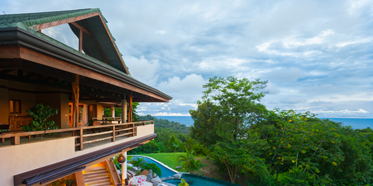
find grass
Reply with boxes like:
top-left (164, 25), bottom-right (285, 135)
top-left (128, 152), bottom-right (222, 181)
top-left (135, 152), bottom-right (187, 171)
top-left (130, 152), bottom-right (218, 177)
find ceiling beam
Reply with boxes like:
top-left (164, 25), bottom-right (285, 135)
top-left (71, 22), bottom-right (92, 36)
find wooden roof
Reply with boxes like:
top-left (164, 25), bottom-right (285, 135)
top-left (0, 8), bottom-right (129, 74)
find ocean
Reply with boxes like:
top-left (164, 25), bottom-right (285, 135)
top-left (154, 116), bottom-right (373, 130)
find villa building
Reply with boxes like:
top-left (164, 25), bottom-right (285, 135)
top-left (0, 9), bottom-right (172, 186)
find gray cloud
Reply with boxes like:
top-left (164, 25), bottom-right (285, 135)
top-left (3, 0), bottom-right (372, 117)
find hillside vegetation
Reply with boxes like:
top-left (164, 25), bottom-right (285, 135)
top-left (139, 115), bottom-right (190, 134)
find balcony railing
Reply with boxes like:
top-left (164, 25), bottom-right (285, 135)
top-left (0, 120), bottom-right (154, 151)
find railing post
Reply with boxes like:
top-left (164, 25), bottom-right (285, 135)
top-left (11, 136), bottom-right (20, 145)
top-left (80, 128), bottom-right (83, 150)
top-left (112, 125), bottom-right (115, 142)
top-left (132, 123), bottom-right (135, 137)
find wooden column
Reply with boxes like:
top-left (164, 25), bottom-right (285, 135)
top-left (79, 29), bottom-right (83, 52)
top-left (122, 151), bottom-right (127, 184)
top-left (128, 92), bottom-right (133, 122)
top-left (80, 128), bottom-right (83, 150)
top-left (72, 75), bottom-right (80, 128)
top-left (122, 98), bottom-right (127, 123)
top-left (111, 105), bottom-right (115, 119)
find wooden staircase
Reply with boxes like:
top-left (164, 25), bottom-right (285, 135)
top-left (82, 163), bottom-right (114, 186)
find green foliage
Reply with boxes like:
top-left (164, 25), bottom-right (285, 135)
top-left (190, 76), bottom-right (267, 145)
top-left (189, 76), bottom-right (373, 185)
top-left (252, 109), bottom-right (373, 185)
top-left (22, 103), bottom-right (58, 131)
top-left (139, 115), bottom-right (190, 134)
top-left (104, 102), bottom-right (140, 121)
top-left (130, 157), bottom-right (147, 168)
top-left (129, 127), bottom-right (188, 154)
top-left (141, 163), bottom-right (162, 177)
top-left (51, 180), bottom-right (59, 186)
top-left (190, 101), bottom-right (220, 147)
top-left (64, 179), bottom-right (73, 186)
top-left (178, 149), bottom-right (206, 175)
top-left (179, 179), bottom-right (189, 186)
top-left (112, 154), bottom-right (122, 171)
top-left (213, 141), bottom-right (271, 184)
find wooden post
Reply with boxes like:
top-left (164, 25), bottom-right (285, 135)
top-left (122, 98), bottom-right (127, 123)
top-left (128, 92), bottom-right (133, 122)
top-left (132, 123), bottom-right (135, 137)
top-left (111, 105), bottom-right (115, 123)
top-left (80, 128), bottom-right (83, 150)
top-left (72, 75), bottom-right (80, 128)
top-left (11, 136), bottom-right (20, 145)
top-left (112, 125), bottom-right (115, 142)
top-left (79, 29), bottom-right (83, 52)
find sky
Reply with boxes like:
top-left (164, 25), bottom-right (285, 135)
top-left (2, 0), bottom-right (373, 118)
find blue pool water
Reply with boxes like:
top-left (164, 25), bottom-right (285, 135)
top-left (164, 174), bottom-right (239, 186)
top-left (131, 156), bottom-right (238, 186)
top-left (130, 156), bottom-right (177, 178)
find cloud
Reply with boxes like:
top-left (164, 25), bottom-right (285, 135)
top-left (125, 56), bottom-right (160, 86)
top-left (263, 67), bottom-right (306, 82)
top-left (3, 0), bottom-right (372, 117)
top-left (157, 74), bottom-right (206, 102)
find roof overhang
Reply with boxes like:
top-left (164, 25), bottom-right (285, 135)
top-left (13, 133), bottom-right (157, 186)
top-left (0, 27), bottom-right (172, 102)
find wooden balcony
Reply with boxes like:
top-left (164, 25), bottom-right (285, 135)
top-left (0, 120), bottom-right (154, 151)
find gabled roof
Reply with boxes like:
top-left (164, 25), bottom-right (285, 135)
top-left (0, 8), bottom-right (130, 74)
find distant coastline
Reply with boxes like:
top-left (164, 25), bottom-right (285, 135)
top-left (154, 116), bottom-right (373, 129)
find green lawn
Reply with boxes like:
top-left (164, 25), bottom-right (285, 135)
top-left (135, 152), bottom-right (187, 171)
top-left (127, 153), bottom-right (220, 180)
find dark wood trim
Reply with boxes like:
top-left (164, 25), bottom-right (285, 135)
top-left (13, 133), bottom-right (157, 186)
top-left (71, 22), bottom-right (92, 36)
top-left (0, 85), bottom-right (70, 95)
top-left (17, 46), bottom-right (168, 102)
top-left (35, 12), bottom-right (100, 30)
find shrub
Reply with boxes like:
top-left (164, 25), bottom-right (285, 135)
top-left (22, 103), bottom-right (58, 131)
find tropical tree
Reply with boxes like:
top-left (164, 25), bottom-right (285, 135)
top-left (178, 149), bottom-right (206, 175)
top-left (213, 141), bottom-right (270, 184)
top-left (190, 76), bottom-right (267, 144)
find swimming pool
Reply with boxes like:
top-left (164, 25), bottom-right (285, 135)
top-left (164, 174), bottom-right (239, 186)
top-left (130, 155), bottom-right (178, 178)
top-left (130, 155), bottom-right (239, 186)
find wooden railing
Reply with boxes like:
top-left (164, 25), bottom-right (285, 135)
top-left (0, 120), bottom-right (154, 151)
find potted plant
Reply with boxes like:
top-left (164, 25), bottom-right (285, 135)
top-left (22, 103), bottom-right (58, 132)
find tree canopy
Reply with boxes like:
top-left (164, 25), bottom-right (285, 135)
top-left (191, 76), bottom-right (267, 145)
